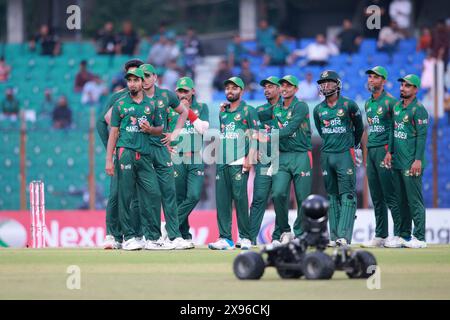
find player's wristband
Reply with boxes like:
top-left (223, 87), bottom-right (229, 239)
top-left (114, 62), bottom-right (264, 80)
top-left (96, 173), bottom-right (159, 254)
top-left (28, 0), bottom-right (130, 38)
top-left (187, 109), bottom-right (199, 123)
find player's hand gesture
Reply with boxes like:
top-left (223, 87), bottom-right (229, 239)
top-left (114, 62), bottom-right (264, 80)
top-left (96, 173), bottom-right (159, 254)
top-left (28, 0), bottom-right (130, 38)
top-left (383, 152), bottom-right (392, 169)
top-left (140, 120), bottom-right (152, 134)
top-left (410, 160), bottom-right (422, 177)
top-left (161, 132), bottom-right (173, 146)
top-left (105, 159), bottom-right (114, 176)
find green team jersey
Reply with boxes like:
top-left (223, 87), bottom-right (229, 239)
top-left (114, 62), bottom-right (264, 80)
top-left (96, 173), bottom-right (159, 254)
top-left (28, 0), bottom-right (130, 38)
top-left (110, 93), bottom-right (163, 154)
top-left (365, 90), bottom-right (397, 151)
top-left (272, 97), bottom-right (312, 153)
top-left (256, 98), bottom-right (282, 160)
top-left (147, 86), bottom-right (180, 147)
top-left (219, 101), bottom-right (259, 164)
top-left (313, 96), bottom-right (364, 153)
top-left (392, 98), bottom-right (429, 170)
top-left (96, 88), bottom-right (129, 148)
top-left (167, 97), bottom-right (209, 153)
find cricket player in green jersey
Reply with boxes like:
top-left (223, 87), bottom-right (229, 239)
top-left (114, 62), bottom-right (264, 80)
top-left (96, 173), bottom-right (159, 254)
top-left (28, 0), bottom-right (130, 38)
top-left (249, 76), bottom-right (282, 245)
top-left (384, 74), bottom-right (428, 249)
top-left (208, 77), bottom-right (259, 250)
top-left (97, 59), bottom-right (143, 250)
top-left (106, 68), bottom-right (163, 251)
top-left (270, 75), bottom-right (313, 244)
top-left (167, 77), bottom-right (209, 247)
top-left (361, 66), bottom-right (402, 248)
top-left (139, 64), bottom-right (193, 250)
top-left (313, 70), bottom-right (364, 247)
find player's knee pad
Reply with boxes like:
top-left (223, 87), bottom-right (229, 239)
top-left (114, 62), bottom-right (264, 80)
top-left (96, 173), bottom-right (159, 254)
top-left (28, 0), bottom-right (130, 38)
top-left (341, 193), bottom-right (356, 206)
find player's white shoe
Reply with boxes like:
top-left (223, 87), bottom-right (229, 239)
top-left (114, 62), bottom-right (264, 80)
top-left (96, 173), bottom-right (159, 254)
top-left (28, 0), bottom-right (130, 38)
top-left (172, 237), bottom-right (194, 250)
top-left (138, 237), bottom-right (146, 247)
top-left (235, 239), bottom-right (241, 248)
top-left (328, 240), bottom-right (337, 248)
top-left (103, 235), bottom-right (121, 250)
top-left (384, 236), bottom-right (407, 248)
top-left (336, 238), bottom-right (348, 247)
top-left (144, 238), bottom-right (175, 250)
top-left (185, 239), bottom-right (195, 249)
top-left (208, 238), bottom-right (235, 250)
top-left (280, 232), bottom-right (294, 244)
top-left (404, 236), bottom-right (427, 249)
top-left (361, 237), bottom-right (386, 248)
top-left (122, 237), bottom-right (143, 251)
top-left (240, 238), bottom-right (252, 250)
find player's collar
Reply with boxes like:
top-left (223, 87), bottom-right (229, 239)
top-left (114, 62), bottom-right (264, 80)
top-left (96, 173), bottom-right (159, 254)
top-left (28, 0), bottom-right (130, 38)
top-left (282, 96), bottom-right (298, 109)
top-left (371, 90), bottom-right (386, 102)
top-left (401, 97), bottom-right (418, 109)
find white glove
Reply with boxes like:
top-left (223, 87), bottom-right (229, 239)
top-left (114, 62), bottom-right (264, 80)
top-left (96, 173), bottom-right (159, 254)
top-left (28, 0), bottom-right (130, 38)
top-left (355, 146), bottom-right (363, 167)
top-left (192, 119), bottom-right (209, 135)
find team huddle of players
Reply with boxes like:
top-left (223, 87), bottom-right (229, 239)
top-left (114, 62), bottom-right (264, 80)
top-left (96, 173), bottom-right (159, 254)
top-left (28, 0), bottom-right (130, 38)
top-left (98, 58), bottom-right (429, 251)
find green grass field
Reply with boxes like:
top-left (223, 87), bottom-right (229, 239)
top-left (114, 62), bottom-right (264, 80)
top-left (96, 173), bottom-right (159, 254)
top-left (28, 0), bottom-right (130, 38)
top-left (1, 246), bottom-right (449, 300)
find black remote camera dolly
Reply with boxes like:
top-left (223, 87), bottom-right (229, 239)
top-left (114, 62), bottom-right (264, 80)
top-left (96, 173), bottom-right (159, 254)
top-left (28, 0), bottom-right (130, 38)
top-left (233, 195), bottom-right (377, 280)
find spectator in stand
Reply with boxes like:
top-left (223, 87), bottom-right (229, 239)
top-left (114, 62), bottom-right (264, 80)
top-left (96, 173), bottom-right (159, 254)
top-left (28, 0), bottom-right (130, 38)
top-left (337, 19), bottom-right (363, 54)
top-left (420, 50), bottom-right (436, 95)
top-left (227, 34), bottom-right (250, 68)
top-left (74, 60), bottom-right (95, 93)
top-left (117, 21), bottom-right (140, 56)
top-left (256, 19), bottom-right (276, 53)
top-left (389, 0), bottom-right (412, 35)
top-left (81, 76), bottom-right (108, 107)
top-left (288, 34), bottom-right (338, 67)
top-left (147, 34), bottom-right (180, 69)
top-left (431, 19), bottom-right (449, 70)
top-left (263, 34), bottom-right (290, 66)
top-left (238, 59), bottom-right (257, 98)
top-left (296, 72), bottom-right (319, 101)
top-left (161, 60), bottom-right (181, 91)
top-left (377, 21), bottom-right (403, 58)
top-left (151, 21), bottom-right (168, 44)
top-left (96, 22), bottom-right (118, 55)
top-left (1, 88), bottom-right (20, 121)
top-left (183, 27), bottom-right (203, 79)
top-left (40, 89), bottom-right (54, 117)
top-left (29, 24), bottom-right (61, 56)
top-left (360, 0), bottom-right (390, 39)
top-left (0, 57), bottom-right (11, 82)
top-left (212, 59), bottom-right (233, 91)
top-left (417, 27), bottom-right (432, 52)
top-left (52, 96), bottom-right (72, 129)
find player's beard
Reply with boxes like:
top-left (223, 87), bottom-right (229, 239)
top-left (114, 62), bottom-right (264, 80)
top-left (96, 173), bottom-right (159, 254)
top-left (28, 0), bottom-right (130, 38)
top-left (400, 92), bottom-right (411, 99)
top-left (367, 83), bottom-right (380, 93)
top-left (130, 89), bottom-right (139, 97)
top-left (226, 93), bottom-right (240, 102)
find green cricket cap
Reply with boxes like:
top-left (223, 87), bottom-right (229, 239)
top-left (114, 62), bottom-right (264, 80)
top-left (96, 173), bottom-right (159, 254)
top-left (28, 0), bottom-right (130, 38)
top-left (124, 68), bottom-right (145, 79)
top-left (139, 64), bottom-right (157, 75)
top-left (317, 70), bottom-right (340, 84)
top-left (176, 77), bottom-right (195, 91)
top-left (279, 75), bottom-right (299, 87)
top-left (398, 74), bottom-right (421, 89)
top-left (366, 66), bottom-right (388, 79)
top-left (260, 76), bottom-right (280, 87)
top-left (224, 76), bottom-right (245, 90)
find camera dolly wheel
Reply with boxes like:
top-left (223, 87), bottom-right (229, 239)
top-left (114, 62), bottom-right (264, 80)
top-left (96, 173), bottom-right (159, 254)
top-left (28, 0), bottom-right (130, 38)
top-left (346, 250), bottom-right (377, 279)
top-left (233, 251), bottom-right (266, 280)
top-left (302, 251), bottom-right (335, 280)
